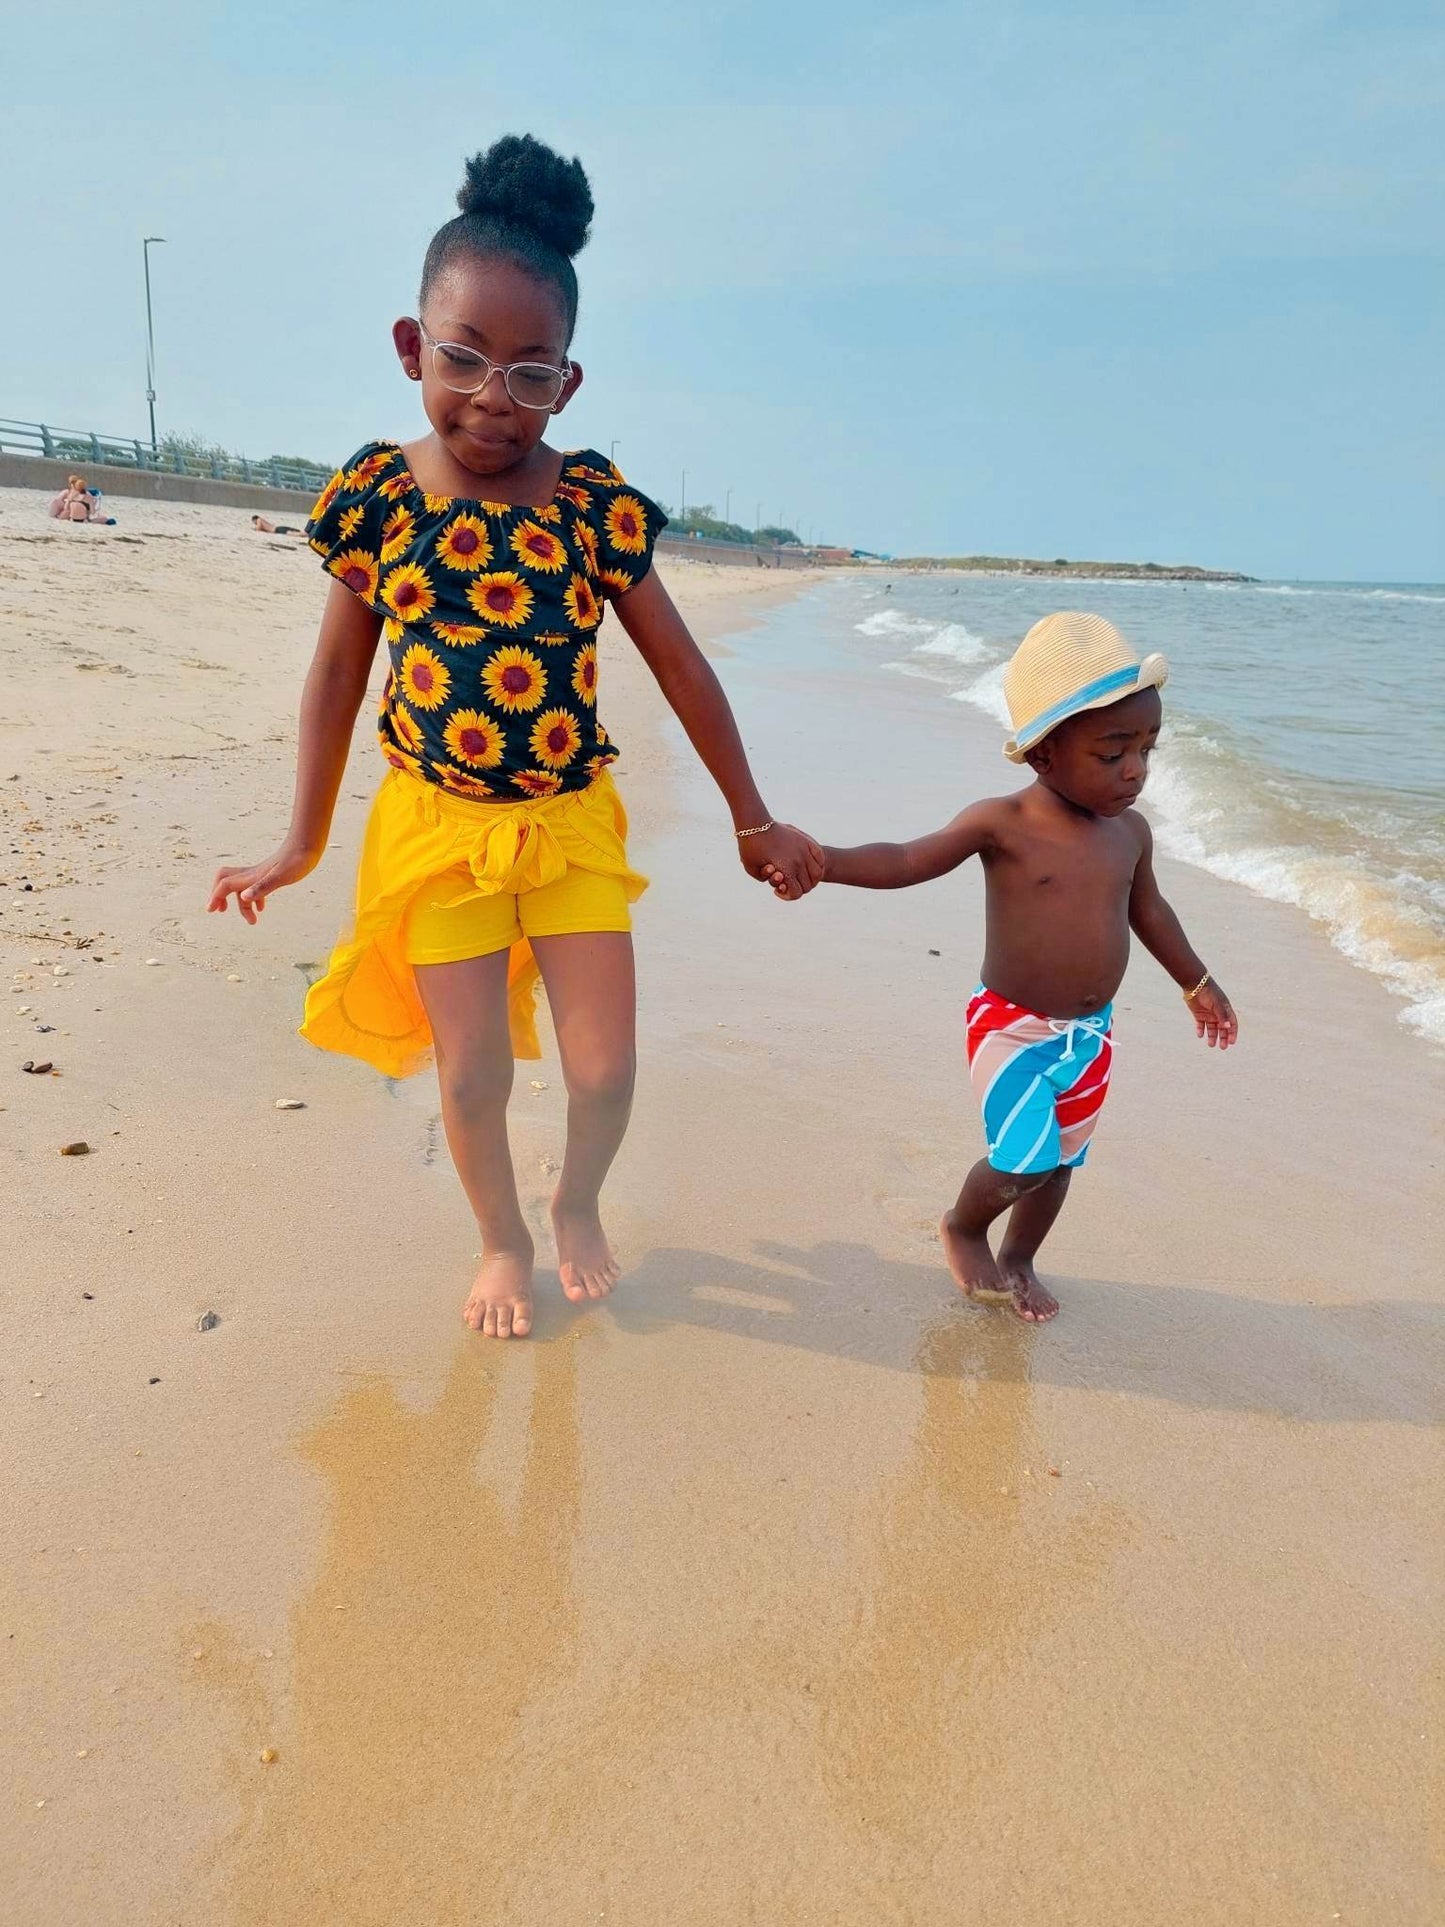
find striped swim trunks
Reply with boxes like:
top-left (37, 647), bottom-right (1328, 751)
top-left (966, 986), bottom-right (1114, 1175)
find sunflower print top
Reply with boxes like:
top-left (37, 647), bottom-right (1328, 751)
top-left (306, 442), bottom-right (667, 802)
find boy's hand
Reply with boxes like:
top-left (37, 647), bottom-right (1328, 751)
top-left (208, 843), bottom-right (319, 926)
top-left (739, 823), bottom-right (823, 899)
top-left (1187, 979), bottom-right (1238, 1049)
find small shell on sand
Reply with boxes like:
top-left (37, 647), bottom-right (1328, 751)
top-left (59, 1142), bottom-right (91, 1156)
top-left (274, 1098), bottom-right (306, 1111)
top-left (259, 1747), bottom-right (279, 1765)
top-left (144, 959), bottom-right (161, 967)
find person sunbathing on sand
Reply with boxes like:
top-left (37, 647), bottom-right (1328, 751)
top-left (251, 514), bottom-right (306, 536)
top-left (783, 612), bottom-right (1237, 1322)
top-left (210, 135), bottom-right (822, 1339)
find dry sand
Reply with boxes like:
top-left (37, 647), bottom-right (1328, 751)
top-left (1, 486), bottom-right (1440, 1924)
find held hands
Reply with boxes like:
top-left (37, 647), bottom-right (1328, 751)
top-left (208, 843), bottom-right (320, 925)
top-left (1187, 978), bottom-right (1238, 1049)
top-left (738, 823), bottom-right (824, 900)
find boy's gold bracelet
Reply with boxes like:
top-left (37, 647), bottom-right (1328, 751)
top-left (734, 820), bottom-right (776, 840)
top-left (1182, 970), bottom-right (1213, 1003)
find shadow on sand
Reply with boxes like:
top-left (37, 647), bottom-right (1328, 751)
top-left (577, 1238), bottom-right (1445, 1428)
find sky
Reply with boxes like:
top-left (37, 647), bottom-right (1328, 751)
top-left (2, 1), bottom-right (1441, 580)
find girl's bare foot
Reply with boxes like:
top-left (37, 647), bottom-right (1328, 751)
top-left (462, 1247), bottom-right (535, 1338)
top-left (551, 1198), bottom-right (620, 1303)
top-left (998, 1256), bottom-right (1060, 1322)
top-left (939, 1212), bottom-right (1011, 1304)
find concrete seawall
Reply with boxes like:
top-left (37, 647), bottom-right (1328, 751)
top-left (0, 453), bottom-right (318, 515)
top-left (2, 455), bottom-right (841, 566)
top-left (655, 533), bottom-right (819, 570)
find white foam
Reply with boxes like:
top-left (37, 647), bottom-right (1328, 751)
top-left (914, 622), bottom-right (990, 665)
top-left (1146, 751), bottom-right (1445, 1046)
top-left (949, 662), bottom-right (1013, 729)
top-left (855, 609), bottom-right (936, 640)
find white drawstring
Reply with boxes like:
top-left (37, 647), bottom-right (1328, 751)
top-left (1047, 1013), bottom-right (1108, 1062)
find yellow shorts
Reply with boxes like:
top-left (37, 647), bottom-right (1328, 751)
top-left (403, 861), bottom-right (633, 965)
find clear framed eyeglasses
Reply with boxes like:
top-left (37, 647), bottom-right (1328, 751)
top-left (419, 326), bottom-right (570, 410)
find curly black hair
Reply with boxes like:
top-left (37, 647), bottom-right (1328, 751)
top-left (420, 134), bottom-right (594, 341)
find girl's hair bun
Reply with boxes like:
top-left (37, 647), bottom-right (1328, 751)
top-left (458, 135), bottom-right (593, 260)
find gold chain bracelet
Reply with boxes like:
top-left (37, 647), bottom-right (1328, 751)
top-left (1182, 970), bottom-right (1213, 1002)
top-left (734, 820), bottom-right (776, 840)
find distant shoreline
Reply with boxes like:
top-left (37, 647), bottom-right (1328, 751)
top-left (893, 556), bottom-right (1254, 583)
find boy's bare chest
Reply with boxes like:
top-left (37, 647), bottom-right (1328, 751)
top-left (996, 821), bottom-right (1138, 903)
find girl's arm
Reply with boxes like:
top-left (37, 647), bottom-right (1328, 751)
top-left (1127, 817), bottom-right (1238, 1047)
top-left (208, 580), bottom-right (382, 924)
top-left (612, 569), bottom-right (823, 897)
top-left (820, 803), bottom-right (995, 889)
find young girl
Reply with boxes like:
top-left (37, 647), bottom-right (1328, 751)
top-left (209, 135), bottom-right (822, 1338)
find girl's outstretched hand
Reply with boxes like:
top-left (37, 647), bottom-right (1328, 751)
top-left (739, 823), bottom-right (824, 899)
top-left (208, 843), bottom-right (320, 926)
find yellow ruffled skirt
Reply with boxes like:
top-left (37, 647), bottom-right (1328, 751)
top-left (300, 767), bottom-right (647, 1076)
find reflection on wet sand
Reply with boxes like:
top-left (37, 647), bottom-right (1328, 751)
top-left (814, 1308), bottom-right (1126, 1849)
top-left (221, 1335), bottom-right (581, 1926)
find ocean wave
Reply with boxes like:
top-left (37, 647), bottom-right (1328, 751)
top-left (914, 622), bottom-right (990, 665)
top-left (855, 609), bottom-right (937, 640)
top-left (1363, 588), bottom-right (1445, 605)
top-left (1145, 734), bottom-right (1445, 1045)
top-left (949, 662), bottom-right (1012, 728)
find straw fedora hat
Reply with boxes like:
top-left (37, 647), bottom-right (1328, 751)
top-left (1002, 612), bottom-right (1168, 763)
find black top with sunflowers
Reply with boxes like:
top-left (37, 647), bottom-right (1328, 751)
top-left (306, 442), bottom-right (667, 802)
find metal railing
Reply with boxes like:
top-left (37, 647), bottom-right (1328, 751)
top-left (0, 417), bottom-right (331, 494)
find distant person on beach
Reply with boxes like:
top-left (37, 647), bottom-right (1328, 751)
top-left (794, 613), bottom-right (1237, 1322)
top-left (251, 514), bottom-right (306, 536)
top-left (48, 474), bottom-right (112, 523)
top-left (209, 134), bottom-right (822, 1339)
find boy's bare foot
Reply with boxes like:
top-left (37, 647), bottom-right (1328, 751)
top-left (552, 1199), bottom-right (621, 1303)
top-left (939, 1212), bottom-right (1012, 1304)
top-left (998, 1256), bottom-right (1059, 1323)
top-left (462, 1247), bottom-right (535, 1338)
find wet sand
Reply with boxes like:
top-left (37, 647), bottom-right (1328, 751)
top-left (1, 488), bottom-right (1441, 1923)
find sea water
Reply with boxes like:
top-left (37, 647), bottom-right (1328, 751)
top-left (743, 572), bottom-right (1445, 1046)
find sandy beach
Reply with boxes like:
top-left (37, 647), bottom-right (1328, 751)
top-left (2, 485), bottom-right (1441, 1924)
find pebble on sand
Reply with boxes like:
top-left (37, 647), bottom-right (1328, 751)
top-left (274, 1098), bottom-right (306, 1110)
top-left (259, 1747), bottom-right (279, 1765)
top-left (144, 958), bottom-right (161, 967)
top-left (197, 1310), bottom-right (220, 1332)
top-left (58, 1142), bottom-right (90, 1156)
top-left (22, 1060), bottom-right (53, 1074)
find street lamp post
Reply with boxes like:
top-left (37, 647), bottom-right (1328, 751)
top-left (724, 488), bottom-right (732, 526)
top-left (142, 235), bottom-right (167, 458)
top-left (609, 438), bottom-right (620, 465)
top-left (680, 469), bottom-right (686, 525)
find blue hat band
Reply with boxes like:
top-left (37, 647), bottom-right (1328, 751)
top-left (1014, 664), bottom-right (1143, 753)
